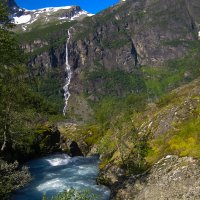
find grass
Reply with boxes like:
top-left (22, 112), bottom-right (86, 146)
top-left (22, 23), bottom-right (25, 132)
top-left (147, 116), bottom-right (200, 164)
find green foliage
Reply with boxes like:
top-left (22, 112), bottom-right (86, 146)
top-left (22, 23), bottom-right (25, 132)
top-left (0, 2), bottom-right (13, 30)
top-left (30, 69), bottom-right (64, 113)
top-left (0, 4), bottom-right (22, 66)
top-left (134, 11), bottom-right (146, 19)
top-left (147, 108), bottom-right (200, 164)
top-left (43, 188), bottom-right (97, 200)
top-left (18, 21), bottom-right (75, 43)
top-left (0, 159), bottom-right (31, 200)
top-left (102, 38), bottom-right (129, 49)
top-left (0, 2), bottom-right (62, 163)
top-left (156, 92), bottom-right (177, 107)
top-left (86, 69), bottom-right (146, 98)
top-left (143, 40), bottom-right (200, 100)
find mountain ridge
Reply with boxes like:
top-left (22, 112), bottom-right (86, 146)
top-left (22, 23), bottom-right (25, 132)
top-left (3, 0), bottom-right (93, 32)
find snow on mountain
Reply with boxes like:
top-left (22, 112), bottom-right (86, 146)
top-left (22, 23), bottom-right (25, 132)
top-left (13, 14), bottom-right (31, 24)
top-left (12, 6), bottom-right (94, 31)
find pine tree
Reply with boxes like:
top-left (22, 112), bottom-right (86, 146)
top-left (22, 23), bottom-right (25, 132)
top-left (0, 2), bottom-right (26, 152)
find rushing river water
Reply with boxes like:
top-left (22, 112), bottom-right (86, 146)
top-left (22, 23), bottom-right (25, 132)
top-left (12, 154), bottom-right (110, 200)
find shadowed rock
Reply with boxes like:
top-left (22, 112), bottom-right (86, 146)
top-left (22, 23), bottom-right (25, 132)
top-left (69, 141), bottom-right (84, 157)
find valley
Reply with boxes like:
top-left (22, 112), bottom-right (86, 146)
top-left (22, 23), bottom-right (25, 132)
top-left (0, 0), bottom-right (200, 199)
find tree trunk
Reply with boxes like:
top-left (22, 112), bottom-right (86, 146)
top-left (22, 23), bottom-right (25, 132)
top-left (1, 125), bottom-right (8, 151)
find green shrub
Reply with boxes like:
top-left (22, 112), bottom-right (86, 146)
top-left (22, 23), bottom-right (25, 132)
top-left (42, 188), bottom-right (97, 200)
top-left (147, 117), bottom-right (200, 164)
top-left (0, 160), bottom-right (31, 200)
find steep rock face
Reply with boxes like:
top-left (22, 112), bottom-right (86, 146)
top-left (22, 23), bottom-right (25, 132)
top-left (101, 155), bottom-right (200, 200)
top-left (65, 0), bottom-right (200, 119)
top-left (28, 44), bottom-right (66, 75)
top-left (21, 40), bottom-right (49, 53)
top-left (69, 0), bottom-right (200, 68)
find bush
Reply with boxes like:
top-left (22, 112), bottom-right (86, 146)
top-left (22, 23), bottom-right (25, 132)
top-left (42, 188), bottom-right (97, 200)
top-left (0, 159), bottom-right (31, 200)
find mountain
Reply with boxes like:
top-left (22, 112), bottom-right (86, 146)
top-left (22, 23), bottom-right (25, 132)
top-left (10, 2), bottom-right (94, 112)
top-left (11, 5), bottom-right (93, 32)
top-left (13, 0), bottom-right (200, 120)
top-left (65, 0), bottom-right (200, 119)
top-left (59, 75), bottom-right (200, 199)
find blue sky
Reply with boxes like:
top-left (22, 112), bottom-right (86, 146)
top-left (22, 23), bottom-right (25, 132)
top-left (15, 0), bottom-right (119, 14)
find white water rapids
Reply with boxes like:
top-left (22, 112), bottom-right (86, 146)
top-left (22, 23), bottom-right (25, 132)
top-left (63, 29), bottom-right (72, 115)
top-left (12, 154), bottom-right (110, 200)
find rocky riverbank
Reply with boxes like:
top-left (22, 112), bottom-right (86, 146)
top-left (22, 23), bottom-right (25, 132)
top-left (98, 155), bottom-right (200, 200)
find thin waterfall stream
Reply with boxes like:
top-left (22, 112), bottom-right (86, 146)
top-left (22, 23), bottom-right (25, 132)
top-left (63, 29), bottom-right (72, 115)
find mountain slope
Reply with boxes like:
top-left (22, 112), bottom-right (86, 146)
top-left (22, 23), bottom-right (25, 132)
top-left (64, 0), bottom-right (200, 120)
top-left (58, 75), bottom-right (200, 199)
top-left (13, 0), bottom-right (200, 120)
top-left (12, 6), bottom-right (93, 32)
top-left (2, 0), bottom-right (22, 15)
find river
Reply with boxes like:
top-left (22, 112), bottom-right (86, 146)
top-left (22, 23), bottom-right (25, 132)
top-left (12, 154), bottom-right (110, 200)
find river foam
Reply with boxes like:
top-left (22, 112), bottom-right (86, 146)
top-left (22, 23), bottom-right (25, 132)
top-left (12, 154), bottom-right (110, 200)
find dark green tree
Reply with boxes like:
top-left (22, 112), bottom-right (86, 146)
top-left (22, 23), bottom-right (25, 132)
top-left (0, 1), bottom-right (26, 152)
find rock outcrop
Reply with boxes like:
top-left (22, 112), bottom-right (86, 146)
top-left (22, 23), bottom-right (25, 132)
top-left (34, 125), bottom-right (61, 155)
top-left (2, 0), bottom-right (22, 15)
top-left (69, 141), bottom-right (84, 157)
top-left (99, 155), bottom-right (200, 200)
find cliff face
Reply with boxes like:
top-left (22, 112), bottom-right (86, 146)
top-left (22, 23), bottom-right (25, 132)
top-left (65, 0), bottom-right (200, 119)
top-left (69, 0), bottom-right (200, 68)
top-left (27, 43), bottom-right (66, 75)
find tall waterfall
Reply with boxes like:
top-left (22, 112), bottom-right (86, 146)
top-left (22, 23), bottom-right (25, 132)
top-left (63, 29), bottom-right (72, 115)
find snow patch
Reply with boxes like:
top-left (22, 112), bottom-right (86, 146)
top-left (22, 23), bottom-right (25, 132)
top-left (31, 6), bottom-right (72, 13)
top-left (13, 14), bottom-right (31, 24)
top-left (13, 6), bottom-right (94, 29)
top-left (70, 10), bottom-right (93, 20)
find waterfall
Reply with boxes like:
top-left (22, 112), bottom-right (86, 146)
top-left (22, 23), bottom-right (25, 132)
top-left (63, 29), bottom-right (72, 115)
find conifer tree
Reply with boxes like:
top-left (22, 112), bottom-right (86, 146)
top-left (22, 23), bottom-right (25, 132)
top-left (0, 2), bottom-right (26, 152)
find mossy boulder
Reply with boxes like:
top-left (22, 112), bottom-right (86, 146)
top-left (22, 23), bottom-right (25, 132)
top-left (34, 125), bottom-right (61, 155)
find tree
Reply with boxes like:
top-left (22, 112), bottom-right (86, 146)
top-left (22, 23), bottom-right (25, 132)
top-left (0, 2), bottom-right (26, 153)
top-left (111, 114), bottom-right (149, 174)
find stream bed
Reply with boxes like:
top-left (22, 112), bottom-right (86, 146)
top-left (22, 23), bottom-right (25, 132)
top-left (12, 154), bottom-right (110, 200)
